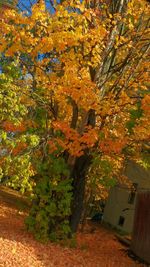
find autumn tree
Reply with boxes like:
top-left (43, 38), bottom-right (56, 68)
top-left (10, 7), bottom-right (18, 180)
top-left (0, 0), bottom-right (149, 239)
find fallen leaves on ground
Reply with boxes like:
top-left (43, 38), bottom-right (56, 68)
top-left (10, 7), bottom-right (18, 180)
top-left (0, 199), bottom-right (145, 267)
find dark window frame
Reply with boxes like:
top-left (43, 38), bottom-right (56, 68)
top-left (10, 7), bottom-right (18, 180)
top-left (128, 183), bottom-right (138, 204)
top-left (118, 216), bottom-right (125, 227)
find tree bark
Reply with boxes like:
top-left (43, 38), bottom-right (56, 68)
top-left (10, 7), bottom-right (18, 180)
top-left (69, 152), bottom-right (92, 233)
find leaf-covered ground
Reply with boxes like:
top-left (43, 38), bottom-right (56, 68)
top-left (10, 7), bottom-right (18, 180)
top-left (0, 198), bottom-right (146, 267)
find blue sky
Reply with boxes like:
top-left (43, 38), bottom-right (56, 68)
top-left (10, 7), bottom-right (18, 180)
top-left (17, 0), bottom-right (54, 13)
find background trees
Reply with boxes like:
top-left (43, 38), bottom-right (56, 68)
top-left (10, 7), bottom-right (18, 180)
top-left (0, 0), bottom-right (149, 240)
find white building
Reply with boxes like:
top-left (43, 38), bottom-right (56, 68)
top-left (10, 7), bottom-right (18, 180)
top-left (103, 161), bottom-right (150, 233)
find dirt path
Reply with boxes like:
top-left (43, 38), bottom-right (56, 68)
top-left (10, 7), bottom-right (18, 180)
top-left (0, 198), bottom-right (146, 267)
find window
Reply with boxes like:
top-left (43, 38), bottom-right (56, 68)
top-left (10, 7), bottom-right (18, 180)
top-left (128, 183), bottom-right (138, 204)
top-left (118, 216), bottom-right (125, 227)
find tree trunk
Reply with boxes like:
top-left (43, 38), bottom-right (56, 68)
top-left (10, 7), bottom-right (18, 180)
top-left (69, 152), bottom-right (92, 233)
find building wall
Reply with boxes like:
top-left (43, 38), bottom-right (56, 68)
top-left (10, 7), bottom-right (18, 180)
top-left (103, 161), bottom-right (150, 233)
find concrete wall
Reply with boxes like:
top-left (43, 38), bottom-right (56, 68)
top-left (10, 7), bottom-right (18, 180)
top-left (103, 161), bottom-right (150, 234)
